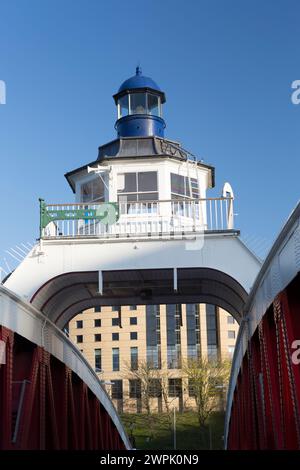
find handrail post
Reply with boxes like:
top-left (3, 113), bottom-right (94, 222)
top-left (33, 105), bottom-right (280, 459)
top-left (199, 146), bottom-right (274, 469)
top-left (192, 200), bottom-right (196, 232)
top-left (39, 198), bottom-right (45, 239)
top-left (227, 197), bottom-right (234, 229)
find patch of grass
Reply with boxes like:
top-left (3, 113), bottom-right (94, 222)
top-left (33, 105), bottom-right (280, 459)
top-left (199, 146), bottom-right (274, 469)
top-left (120, 411), bottom-right (225, 450)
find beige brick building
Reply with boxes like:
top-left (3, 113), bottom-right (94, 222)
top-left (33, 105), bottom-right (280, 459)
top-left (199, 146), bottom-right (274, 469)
top-left (68, 304), bottom-right (239, 413)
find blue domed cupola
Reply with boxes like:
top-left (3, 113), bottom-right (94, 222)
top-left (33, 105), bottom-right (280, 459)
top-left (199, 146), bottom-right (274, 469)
top-left (113, 67), bottom-right (166, 138)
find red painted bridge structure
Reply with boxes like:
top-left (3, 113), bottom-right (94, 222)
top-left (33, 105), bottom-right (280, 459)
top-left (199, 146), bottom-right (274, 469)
top-left (225, 202), bottom-right (300, 450)
top-left (0, 287), bottom-right (130, 450)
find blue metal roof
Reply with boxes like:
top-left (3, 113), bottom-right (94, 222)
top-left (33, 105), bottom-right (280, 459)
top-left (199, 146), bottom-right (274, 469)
top-left (118, 66), bottom-right (161, 93)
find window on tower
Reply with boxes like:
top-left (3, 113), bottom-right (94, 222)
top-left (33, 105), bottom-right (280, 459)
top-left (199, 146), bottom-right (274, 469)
top-left (80, 178), bottom-right (105, 203)
top-left (117, 171), bottom-right (158, 198)
top-left (170, 173), bottom-right (200, 218)
top-left (117, 171), bottom-right (158, 213)
top-left (170, 173), bottom-right (199, 200)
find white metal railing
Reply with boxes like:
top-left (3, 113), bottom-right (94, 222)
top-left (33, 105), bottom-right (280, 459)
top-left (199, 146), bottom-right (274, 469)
top-left (42, 197), bottom-right (234, 239)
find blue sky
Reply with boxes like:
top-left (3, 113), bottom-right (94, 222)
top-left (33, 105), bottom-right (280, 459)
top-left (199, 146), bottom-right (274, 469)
top-left (0, 0), bottom-right (299, 267)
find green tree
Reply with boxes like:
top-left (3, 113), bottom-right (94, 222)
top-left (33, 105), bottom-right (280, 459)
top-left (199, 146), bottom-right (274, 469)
top-left (182, 357), bottom-right (231, 429)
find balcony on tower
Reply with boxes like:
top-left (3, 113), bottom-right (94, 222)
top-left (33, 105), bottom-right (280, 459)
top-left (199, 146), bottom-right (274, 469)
top-left (41, 137), bottom-right (236, 239)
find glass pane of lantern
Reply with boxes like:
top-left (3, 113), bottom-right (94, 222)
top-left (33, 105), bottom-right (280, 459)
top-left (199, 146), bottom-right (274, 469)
top-left (118, 95), bottom-right (129, 117)
top-left (148, 93), bottom-right (159, 116)
top-left (130, 93), bottom-right (146, 114)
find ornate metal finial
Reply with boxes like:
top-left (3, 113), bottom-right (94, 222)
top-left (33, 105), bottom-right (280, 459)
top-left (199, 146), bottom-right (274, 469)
top-left (136, 64), bottom-right (142, 76)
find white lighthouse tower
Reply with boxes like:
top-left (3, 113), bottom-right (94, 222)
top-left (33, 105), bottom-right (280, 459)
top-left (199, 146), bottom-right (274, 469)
top-left (64, 67), bottom-right (234, 236)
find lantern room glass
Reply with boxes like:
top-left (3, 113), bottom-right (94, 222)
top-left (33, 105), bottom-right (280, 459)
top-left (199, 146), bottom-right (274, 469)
top-left (118, 93), bottom-right (162, 118)
top-left (118, 95), bottom-right (129, 118)
top-left (148, 93), bottom-right (160, 116)
top-left (130, 93), bottom-right (147, 114)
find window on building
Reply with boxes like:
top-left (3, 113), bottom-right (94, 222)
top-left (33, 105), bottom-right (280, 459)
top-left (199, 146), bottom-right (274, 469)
top-left (207, 330), bottom-right (217, 344)
top-left (111, 306), bottom-right (120, 312)
top-left (94, 334), bottom-right (101, 342)
top-left (168, 378), bottom-right (182, 398)
top-left (188, 379), bottom-right (197, 397)
top-left (112, 348), bottom-right (120, 371)
top-left (149, 379), bottom-right (162, 397)
top-left (117, 172), bottom-right (158, 209)
top-left (94, 306), bottom-right (101, 313)
top-left (206, 305), bottom-right (219, 360)
top-left (207, 345), bottom-right (218, 358)
top-left (112, 333), bottom-right (119, 341)
top-left (112, 318), bottom-right (120, 327)
top-left (94, 319), bottom-right (101, 327)
top-left (129, 305), bottom-right (137, 311)
top-left (111, 380), bottom-right (123, 399)
top-left (81, 178), bottom-right (105, 203)
top-left (76, 335), bottom-right (83, 343)
top-left (208, 376), bottom-right (223, 389)
top-left (227, 316), bottom-right (235, 324)
top-left (129, 379), bottom-right (141, 399)
top-left (167, 345), bottom-right (181, 369)
top-left (170, 173), bottom-right (199, 200)
top-left (130, 317), bottom-right (137, 325)
top-left (146, 305), bottom-right (161, 369)
top-left (166, 304), bottom-right (182, 369)
top-left (130, 347), bottom-right (138, 371)
top-left (186, 304), bottom-right (201, 360)
top-left (94, 349), bottom-right (101, 372)
top-left (76, 320), bottom-right (83, 329)
top-left (187, 345), bottom-right (198, 360)
top-left (130, 332), bottom-right (138, 340)
top-left (228, 330), bottom-right (236, 340)
top-left (147, 346), bottom-right (161, 369)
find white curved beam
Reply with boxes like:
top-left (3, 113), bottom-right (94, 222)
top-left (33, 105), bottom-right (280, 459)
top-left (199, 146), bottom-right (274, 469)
top-left (0, 284), bottom-right (131, 450)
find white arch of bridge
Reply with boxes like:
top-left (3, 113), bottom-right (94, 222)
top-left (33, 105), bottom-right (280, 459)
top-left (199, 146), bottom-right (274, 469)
top-left (4, 235), bottom-right (261, 328)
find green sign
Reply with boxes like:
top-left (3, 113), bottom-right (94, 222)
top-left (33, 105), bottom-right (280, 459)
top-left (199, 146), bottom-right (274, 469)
top-left (39, 199), bottom-right (119, 237)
